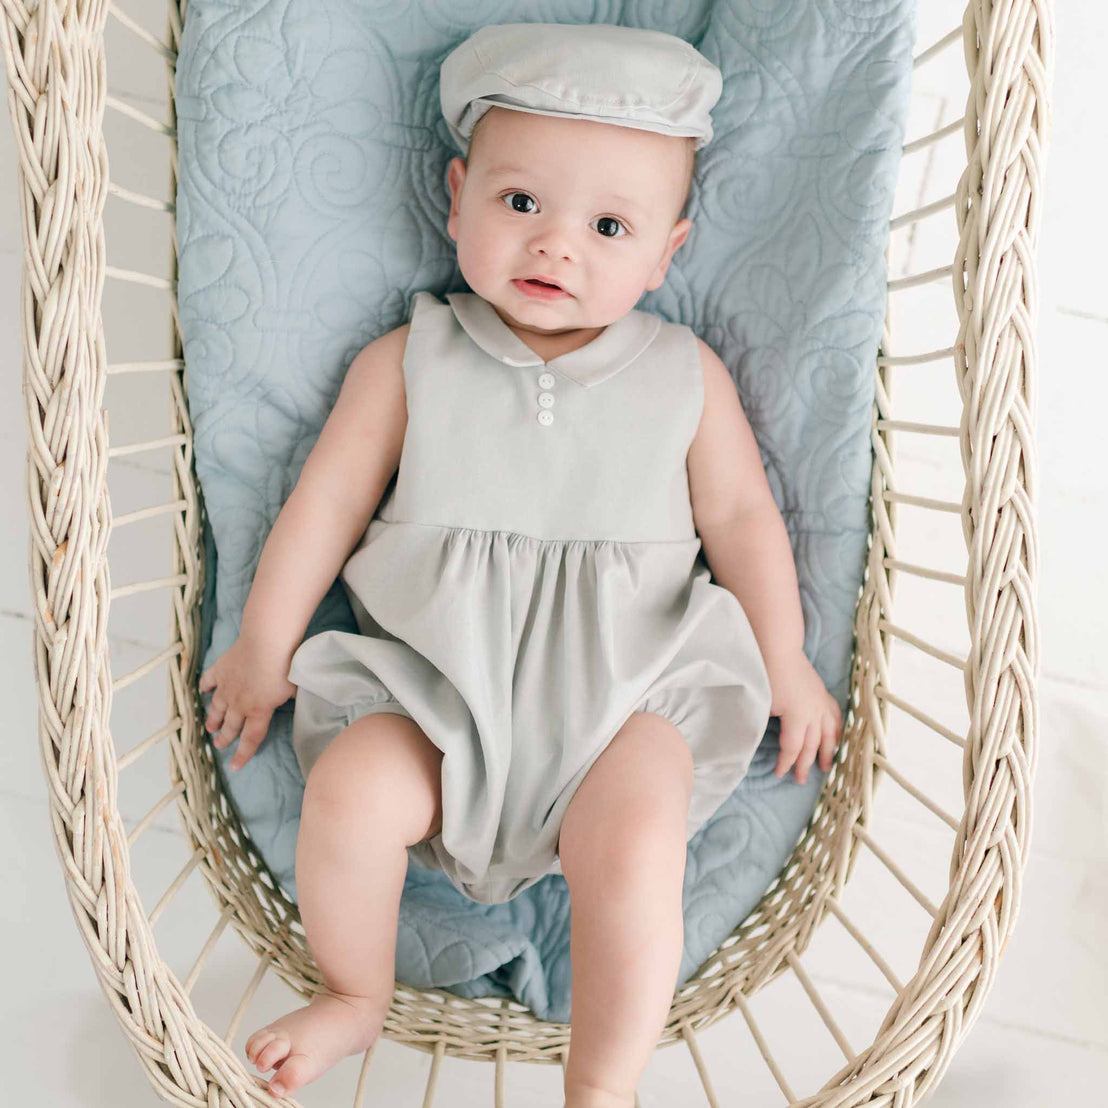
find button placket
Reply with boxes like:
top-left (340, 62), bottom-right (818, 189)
top-left (536, 371), bottom-right (555, 425)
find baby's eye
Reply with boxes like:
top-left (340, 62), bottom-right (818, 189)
top-left (501, 192), bottom-right (537, 213)
top-left (592, 216), bottom-right (627, 239)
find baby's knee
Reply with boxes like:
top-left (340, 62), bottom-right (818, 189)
top-left (303, 712), bottom-right (443, 845)
top-left (560, 806), bottom-right (688, 896)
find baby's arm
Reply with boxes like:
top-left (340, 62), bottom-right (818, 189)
top-left (239, 324), bottom-right (410, 660)
top-left (686, 337), bottom-right (842, 783)
top-left (200, 323), bottom-right (410, 767)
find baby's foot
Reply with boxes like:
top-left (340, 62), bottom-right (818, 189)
top-left (244, 989), bottom-right (390, 1098)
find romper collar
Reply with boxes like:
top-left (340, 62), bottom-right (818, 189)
top-left (445, 291), bottom-right (662, 389)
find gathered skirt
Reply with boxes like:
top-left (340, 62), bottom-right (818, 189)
top-left (289, 518), bottom-right (772, 904)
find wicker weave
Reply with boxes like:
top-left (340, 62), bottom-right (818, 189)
top-left (0, 0), bottom-right (1052, 1104)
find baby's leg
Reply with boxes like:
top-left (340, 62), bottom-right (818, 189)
top-left (557, 711), bottom-right (695, 1108)
top-left (244, 711), bottom-right (443, 1099)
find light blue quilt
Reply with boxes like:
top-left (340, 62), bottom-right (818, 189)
top-left (175, 0), bottom-right (916, 1023)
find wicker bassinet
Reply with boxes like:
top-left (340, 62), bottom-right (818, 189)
top-left (0, 0), bottom-right (1052, 1105)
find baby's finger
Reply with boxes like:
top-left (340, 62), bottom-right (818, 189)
top-left (199, 668), bottom-right (215, 693)
top-left (213, 706), bottom-right (246, 750)
top-left (793, 722), bottom-right (819, 785)
top-left (229, 716), bottom-right (269, 771)
top-left (205, 696), bottom-right (227, 735)
top-left (818, 713), bottom-right (838, 772)
top-left (775, 715), bottom-right (804, 778)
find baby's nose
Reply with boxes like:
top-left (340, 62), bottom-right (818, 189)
top-left (528, 226), bottom-right (575, 261)
top-left (533, 245), bottom-right (573, 266)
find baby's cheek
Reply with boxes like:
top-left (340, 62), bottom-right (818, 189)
top-left (594, 268), bottom-right (650, 319)
top-left (453, 232), bottom-right (483, 276)
top-left (455, 226), bottom-right (503, 289)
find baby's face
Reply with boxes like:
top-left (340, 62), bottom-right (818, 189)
top-left (446, 107), bottom-right (693, 335)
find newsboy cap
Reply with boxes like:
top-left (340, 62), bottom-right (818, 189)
top-left (440, 22), bottom-right (722, 155)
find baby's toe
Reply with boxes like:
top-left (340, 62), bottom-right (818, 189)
top-left (245, 1029), bottom-right (278, 1063)
top-left (255, 1033), bottom-right (291, 1073)
top-left (269, 1051), bottom-right (318, 1098)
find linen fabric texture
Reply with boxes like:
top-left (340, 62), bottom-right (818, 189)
top-left (289, 290), bottom-right (773, 904)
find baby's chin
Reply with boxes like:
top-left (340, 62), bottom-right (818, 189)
top-left (492, 296), bottom-right (629, 335)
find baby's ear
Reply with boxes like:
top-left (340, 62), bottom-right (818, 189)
top-left (446, 157), bottom-right (467, 198)
top-left (446, 157), bottom-right (467, 239)
top-left (669, 218), bottom-right (692, 254)
top-left (645, 219), bottom-right (693, 292)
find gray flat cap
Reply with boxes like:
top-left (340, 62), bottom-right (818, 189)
top-left (440, 22), bottom-right (722, 155)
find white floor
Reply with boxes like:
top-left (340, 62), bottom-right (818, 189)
top-left (2, 3), bottom-right (1106, 1106)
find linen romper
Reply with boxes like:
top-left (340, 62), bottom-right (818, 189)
top-left (288, 289), bottom-right (773, 905)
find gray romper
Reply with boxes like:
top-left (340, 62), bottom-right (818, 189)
top-left (288, 290), bottom-right (772, 904)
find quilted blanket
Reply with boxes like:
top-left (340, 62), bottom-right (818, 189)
top-left (176, 0), bottom-right (916, 1022)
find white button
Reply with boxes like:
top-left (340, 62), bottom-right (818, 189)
top-left (537, 392), bottom-right (555, 408)
top-left (537, 410), bottom-right (554, 426)
top-left (538, 372), bottom-right (555, 389)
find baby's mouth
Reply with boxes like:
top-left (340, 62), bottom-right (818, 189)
top-left (512, 277), bottom-right (572, 300)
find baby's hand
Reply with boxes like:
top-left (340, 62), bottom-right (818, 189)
top-left (765, 649), bottom-right (843, 785)
top-left (198, 635), bottom-right (297, 771)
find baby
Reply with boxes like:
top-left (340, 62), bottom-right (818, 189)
top-left (198, 22), bottom-right (842, 1108)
